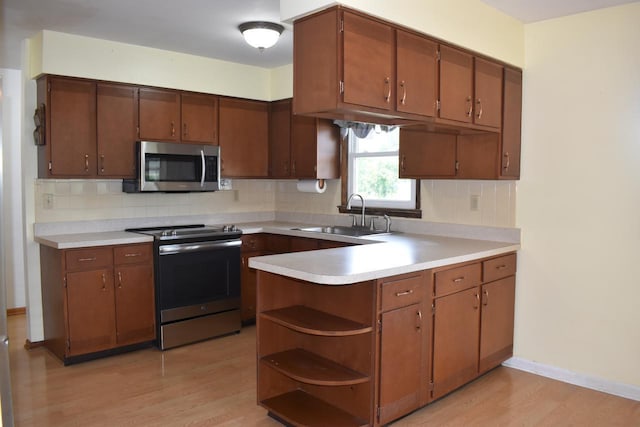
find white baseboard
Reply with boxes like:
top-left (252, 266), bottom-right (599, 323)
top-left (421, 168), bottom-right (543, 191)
top-left (503, 357), bottom-right (640, 402)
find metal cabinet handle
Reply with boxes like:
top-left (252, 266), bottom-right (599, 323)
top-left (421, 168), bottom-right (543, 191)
top-left (399, 81), bottom-right (407, 105)
top-left (482, 289), bottom-right (489, 306)
top-left (476, 98), bottom-right (483, 119)
top-left (84, 154), bottom-right (89, 172)
top-left (283, 161), bottom-right (289, 175)
top-left (466, 96), bottom-right (473, 117)
top-left (400, 155), bottom-right (406, 172)
top-left (453, 276), bottom-right (465, 283)
top-left (117, 271), bottom-right (123, 289)
top-left (395, 289), bottom-right (414, 297)
top-left (100, 155), bottom-right (105, 173)
top-left (416, 310), bottom-right (422, 330)
top-left (124, 253), bottom-right (141, 257)
top-left (170, 121), bottom-right (175, 137)
top-left (183, 123), bottom-right (188, 137)
top-left (473, 292), bottom-right (480, 309)
top-left (384, 77), bottom-right (391, 103)
top-left (101, 273), bottom-right (106, 291)
top-left (292, 160), bottom-right (296, 175)
top-left (503, 152), bottom-right (510, 171)
top-left (78, 257), bottom-right (96, 262)
top-left (496, 264), bottom-right (508, 270)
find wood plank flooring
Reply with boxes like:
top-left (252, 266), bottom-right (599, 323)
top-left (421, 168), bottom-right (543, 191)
top-left (8, 315), bottom-right (640, 426)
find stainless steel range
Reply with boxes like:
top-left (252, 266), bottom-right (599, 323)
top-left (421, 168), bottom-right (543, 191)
top-left (126, 224), bottom-right (242, 349)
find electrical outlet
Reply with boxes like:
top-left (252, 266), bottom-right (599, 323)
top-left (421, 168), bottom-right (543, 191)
top-left (470, 194), bottom-right (480, 211)
top-left (43, 193), bottom-right (54, 209)
top-left (219, 178), bottom-right (233, 190)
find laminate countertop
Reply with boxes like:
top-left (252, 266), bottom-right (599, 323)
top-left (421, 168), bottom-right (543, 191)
top-left (243, 222), bottom-right (520, 285)
top-left (35, 231), bottom-right (153, 249)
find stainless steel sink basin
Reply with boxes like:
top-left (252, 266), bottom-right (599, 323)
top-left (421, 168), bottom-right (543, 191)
top-left (292, 225), bottom-right (389, 237)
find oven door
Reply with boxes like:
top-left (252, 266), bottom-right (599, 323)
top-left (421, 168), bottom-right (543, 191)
top-left (156, 239), bottom-right (241, 323)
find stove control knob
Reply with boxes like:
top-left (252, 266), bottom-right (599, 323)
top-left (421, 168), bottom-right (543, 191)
top-left (222, 225), bottom-right (230, 232)
top-left (162, 230), bottom-right (171, 237)
top-left (171, 230), bottom-right (178, 236)
top-left (229, 225), bottom-right (237, 232)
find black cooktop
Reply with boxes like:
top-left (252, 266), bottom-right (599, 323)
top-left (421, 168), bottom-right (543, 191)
top-left (126, 224), bottom-right (241, 241)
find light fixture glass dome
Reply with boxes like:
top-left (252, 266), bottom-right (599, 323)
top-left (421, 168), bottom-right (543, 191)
top-left (239, 21), bottom-right (284, 50)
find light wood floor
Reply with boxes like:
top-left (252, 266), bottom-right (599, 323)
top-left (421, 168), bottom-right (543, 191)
top-left (8, 315), bottom-right (640, 426)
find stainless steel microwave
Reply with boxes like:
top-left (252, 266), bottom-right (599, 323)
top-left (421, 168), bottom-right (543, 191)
top-left (123, 141), bottom-right (220, 193)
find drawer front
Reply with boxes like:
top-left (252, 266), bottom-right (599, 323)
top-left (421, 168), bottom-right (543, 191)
top-left (114, 243), bottom-right (153, 265)
top-left (65, 247), bottom-right (113, 271)
top-left (435, 263), bottom-right (481, 297)
top-left (242, 234), bottom-right (267, 252)
top-left (483, 253), bottom-right (517, 283)
top-left (380, 273), bottom-right (424, 312)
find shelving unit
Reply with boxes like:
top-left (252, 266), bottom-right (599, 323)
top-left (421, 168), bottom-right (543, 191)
top-left (256, 271), bottom-right (376, 427)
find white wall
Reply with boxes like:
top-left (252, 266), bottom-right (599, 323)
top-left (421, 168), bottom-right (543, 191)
top-left (0, 68), bottom-right (27, 310)
top-left (516, 3), bottom-right (640, 387)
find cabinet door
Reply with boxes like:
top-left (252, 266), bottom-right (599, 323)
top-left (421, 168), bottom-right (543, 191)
top-left (97, 83), bottom-right (138, 177)
top-left (66, 269), bottom-right (116, 356)
top-left (241, 250), bottom-right (263, 322)
top-left (439, 46), bottom-right (473, 124)
top-left (474, 58), bottom-right (503, 128)
top-left (181, 93), bottom-right (218, 144)
top-left (456, 133), bottom-right (500, 179)
top-left (501, 68), bottom-right (522, 178)
top-left (48, 78), bottom-right (96, 176)
top-left (432, 287), bottom-right (480, 399)
top-left (114, 264), bottom-right (155, 346)
top-left (289, 237), bottom-right (319, 252)
top-left (139, 88), bottom-right (180, 141)
top-left (291, 117), bottom-right (340, 179)
top-left (269, 99), bottom-right (292, 178)
top-left (480, 276), bottom-right (515, 373)
top-left (396, 30), bottom-right (438, 117)
top-left (218, 97), bottom-right (269, 177)
top-left (343, 11), bottom-right (394, 110)
top-left (379, 303), bottom-right (423, 424)
top-left (399, 129), bottom-right (456, 178)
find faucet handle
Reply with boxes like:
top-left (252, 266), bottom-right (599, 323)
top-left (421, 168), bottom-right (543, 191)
top-left (349, 214), bottom-right (358, 227)
top-left (383, 214), bottom-right (392, 233)
top-left (368, 216), bottom-right (378, 231)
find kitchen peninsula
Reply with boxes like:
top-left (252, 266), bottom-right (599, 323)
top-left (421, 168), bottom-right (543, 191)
top-left (248, 227), bottom-right (519, 426)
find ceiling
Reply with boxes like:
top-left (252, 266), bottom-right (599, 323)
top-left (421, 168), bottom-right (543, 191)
top-left (1, 0), bottom-right (637, 70)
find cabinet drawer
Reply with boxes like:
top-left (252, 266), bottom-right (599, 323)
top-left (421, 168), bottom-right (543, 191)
top-left (483, 253), bottom-right (517, 283)
top-left (114, 244), bottom-right (153, 265)
top-left (65, 247), bottom-right (113, 271)
top-left (380, 273), bottom-right (424, 312)
top-left (242, 234), bottom-right (267, 251)
top-left (434, 263), bottom-right (481, 297)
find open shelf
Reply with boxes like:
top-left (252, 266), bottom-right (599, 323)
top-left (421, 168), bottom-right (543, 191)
top-left (262, 390), bottom-right (368, 427)
top-left (261, 305), bottom-right (372, 336)
top-left (262, 348), bottom-right (369, 386)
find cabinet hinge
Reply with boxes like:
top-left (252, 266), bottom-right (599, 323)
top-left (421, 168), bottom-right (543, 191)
top-left (340, 19), bottom-right (344, 32)
top-left (436, 100), bottom-right (441, 111)
top-left (339, 80), bottom-right (344, 94)
top-left (48, 161), bottom-right (52, 172)
top-left (66, 339), bottom-right (70, 350)
top-left (136, 126), bottom-right (140, 137)
top-left (431, 303), bottom-right (435, 315)
top-left (377, 406), bottom-right (381, 420)
top-left (63, 276), bottom-right (67, 288)
top-left (455, 161), bottom-right (460, 172)
top-left (429, 381), bottom-right (434, 392)
top-left (437, 49), bottom-right (441, 61)
top-left (47, 81), bottom-right (51, 92)
top-left (377, 319), bottom-right (382, 332)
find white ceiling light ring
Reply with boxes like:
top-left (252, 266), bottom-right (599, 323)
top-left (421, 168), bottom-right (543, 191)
top-left (239, 21), bottom-right (284, 50)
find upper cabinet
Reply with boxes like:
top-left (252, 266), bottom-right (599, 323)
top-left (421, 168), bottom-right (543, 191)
top-left (294, 8), bottom-right (439, 124)
top-left (501, 68), bottom-right (522, 179)
top-left (139, 88), bottom-right (218, 144)
top-left (138, 88), bottom-right (180, 142)
top-left (269, 99), bottom-right (340, 180)
top-left (218, 97), bottom-right (269, 178)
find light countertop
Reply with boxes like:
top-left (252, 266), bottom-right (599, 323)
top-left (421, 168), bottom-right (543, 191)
top-left (35, 231), bottom-right (153, 249)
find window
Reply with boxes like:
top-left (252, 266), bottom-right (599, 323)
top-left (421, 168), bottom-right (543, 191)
top-left (346, 127), bottom-right (418, 211)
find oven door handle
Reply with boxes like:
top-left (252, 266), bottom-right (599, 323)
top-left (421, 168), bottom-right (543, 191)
top-left (159, 239), bottom-right (241, 255)
top-left (200, 149), bottom-right (206, 188)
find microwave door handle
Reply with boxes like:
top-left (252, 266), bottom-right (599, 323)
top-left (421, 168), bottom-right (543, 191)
top-left (200, 149), bottom-right (206, 187)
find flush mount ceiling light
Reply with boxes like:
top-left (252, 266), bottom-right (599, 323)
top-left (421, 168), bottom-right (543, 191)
top-left (239, 21), bottom-right (284, 50)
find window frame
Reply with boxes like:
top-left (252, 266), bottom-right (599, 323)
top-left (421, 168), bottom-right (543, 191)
top-left (339, 129), bottom-right (422, 219)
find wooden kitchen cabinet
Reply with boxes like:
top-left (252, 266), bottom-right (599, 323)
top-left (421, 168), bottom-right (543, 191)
top-left (269, 99), bottom-right (340, 179)
top-left (399, 129), bottom-right (499, 179)
top-left (218, 97), bottom-right (269, 177)
top-left (97, 83), bottom-right (138, 177)
top-left (37, 76), bottom-right (97, 177)
top-left (377, 272), bottom-right (430, 425)
top-left (181, 92), bottom-right (218, 144)
top-left (396, 30), bottom-right (438, 118)
top-left (40, 243), bottom-right (155, 364)
top-left (501, 68), bottom-right (523, 179)
top-left (439, 46), bottom-right (503, 129)
top-left (139, 87), bottom-right (180, 142)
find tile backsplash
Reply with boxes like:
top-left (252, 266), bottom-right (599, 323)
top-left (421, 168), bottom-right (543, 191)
top-left (34, 178), bottom-right (516, 228)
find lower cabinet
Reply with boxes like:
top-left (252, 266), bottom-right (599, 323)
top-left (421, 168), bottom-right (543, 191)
top-left (40, 242), bottom-right (155, 364)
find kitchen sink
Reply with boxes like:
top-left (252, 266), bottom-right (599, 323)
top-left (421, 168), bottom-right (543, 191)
top-left (292, 225), bottom-right (389, 237)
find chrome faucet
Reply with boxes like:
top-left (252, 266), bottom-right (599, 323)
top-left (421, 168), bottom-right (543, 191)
top-left (346, 193), bottom-right (366, 227)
